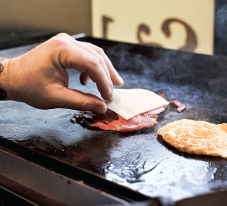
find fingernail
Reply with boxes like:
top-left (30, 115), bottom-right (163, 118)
top-left (119, 77), bottom-right (124, 84)
top-left (107, 86), bottom-right (114, 102)
top-left (84, 78), bottom-right (89, 85)
top-left (108, 86), bottom-right (113, 96)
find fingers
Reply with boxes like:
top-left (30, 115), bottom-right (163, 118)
top-left (55, 87), bottom-right (107, 113)
top-left (57, 42), bottom-right (114, 102)
top-left (53, 34), bottom-right (124, 94)
top-left (51, 33), bottom-right (124, 102)
top-left (71, 39), bottom-right (124, 87)
top-left (74, 40), bottom-right (124, 87)
top-left (71, 40), bottom-right (113, 87)
top-left (83, 42), bottom-right (124, 87)
top-left (80, 72), bottom-right (90, 85)
top-left (58, 34), bottom-right (124, 87)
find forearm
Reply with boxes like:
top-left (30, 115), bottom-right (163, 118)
top-left (0, 57), bottom-right (8, 100)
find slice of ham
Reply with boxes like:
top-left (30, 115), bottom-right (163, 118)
top-left (70, 94), bottom-right (186, 132)
top-left (71, 106), bottom-right (167, 132)
top-left (91, 110), bottom-right (160, 132)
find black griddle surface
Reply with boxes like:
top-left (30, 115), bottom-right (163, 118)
top-left (1, 37), bottom-right (227, 205)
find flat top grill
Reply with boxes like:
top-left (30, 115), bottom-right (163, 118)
top-left (1, 37), bottom-right (227, 205)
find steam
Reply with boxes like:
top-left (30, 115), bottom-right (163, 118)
top-left (104, 42), bottom-right (227, 95)
top-left (215, 1), bottom-right (227, 56)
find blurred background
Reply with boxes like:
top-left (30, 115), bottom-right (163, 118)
top-left (0, 0), bottom-right (91, 49)
top-left (0, 0), bottom-right (226, 56)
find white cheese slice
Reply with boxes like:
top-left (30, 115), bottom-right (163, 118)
top-left (99, 88), bottom-right (169, 120)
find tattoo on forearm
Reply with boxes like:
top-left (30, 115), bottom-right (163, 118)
top-left (0, 89), bottom-right (6, 100)
top-left (0, 61), bottom-right (7, 100)
top-left (0, 62), bottom-right (3, 74)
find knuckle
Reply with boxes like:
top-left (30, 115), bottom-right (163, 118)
top-left (96, 55), bottom-right (106, 66)
top-left (90, 55), bottom-right (100, 68)
top-left (50, 33), bottom-right (71, 48)
top-left (50, 38), bottom-right (67, 48)
top-left (98, 54), bottom-right (105, 62)
top-left (97, 47), bottom-right (104, 55)
top-left (87, 43), bottom-right (105, 55)
top-left (86, 42), bottom-right (93, 47)
top-left (55, 33), bottom-right (69, 38)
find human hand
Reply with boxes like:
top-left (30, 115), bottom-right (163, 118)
top-left (0, 33), bottom-right (124, 113)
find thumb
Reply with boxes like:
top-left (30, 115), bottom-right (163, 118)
top-left (55, 87), bottom-right (107, 113)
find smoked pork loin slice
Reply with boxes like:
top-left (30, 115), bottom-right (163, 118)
top-left (71, 107), bottom-right (167, 132)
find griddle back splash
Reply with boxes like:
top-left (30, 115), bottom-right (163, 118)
top-left (1, 37), bottom-right (227, 205)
